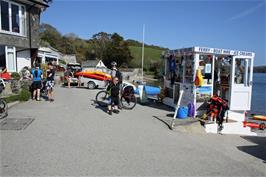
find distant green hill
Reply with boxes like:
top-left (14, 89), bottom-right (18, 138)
top-left (129, 46), bottom-right (165, 70)
top-left (254, 66), bottom-right (266, 73)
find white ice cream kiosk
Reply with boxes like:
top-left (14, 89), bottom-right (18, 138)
top-left (162, 46), bottom-right (256, 135)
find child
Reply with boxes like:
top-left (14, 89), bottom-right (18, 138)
top-left (107, 77), bottom-right (120, 115)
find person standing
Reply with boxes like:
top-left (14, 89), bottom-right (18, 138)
top-left (110, 61), bottom-right (123, 109)
top-left (64, 68), bottom-right (73, 88)
top-left (31, 64), bottom-right (43, 101)
top-left (110, 61), bottom-right (122, 85)
top-left (106, 77), bottom-right (120, 115)
top-left (46, 62), bottom-right (55, 102)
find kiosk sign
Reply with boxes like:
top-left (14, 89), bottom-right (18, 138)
top-left (194, 47), bottom-right (254, 57)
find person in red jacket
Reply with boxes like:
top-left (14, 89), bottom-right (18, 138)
top-left (0, 67), bottom-right (11, 80)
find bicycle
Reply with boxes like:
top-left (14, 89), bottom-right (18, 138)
top-left (0, 78), bottom-right (8, 119)
top-left (95, 84), bottom-right (137, 110)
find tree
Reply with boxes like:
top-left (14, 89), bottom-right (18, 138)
top-left (39, 23), bottom-right (61, 49)
top-left (91, 32), bottom-right (111, 60)
top-left (60, 37), bottom-right (76, 54)
top-left (102, 33), bottom-right (133, 68)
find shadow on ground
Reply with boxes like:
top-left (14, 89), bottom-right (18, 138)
top-left (237, 136), bottom-right (266, 163)
top-left (152, 116), bottom-right (172, 130)
top-left (139, 100), bottom-right (174, 112)
top-left (90, 99), bottom-right (107, 113)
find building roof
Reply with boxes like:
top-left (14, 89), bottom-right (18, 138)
top-left (18, 0), bottom-right (49, 7)
top-left (61, 54), bottom-right (77, 64)
top-left (81, 60), bottom-right (99, 67)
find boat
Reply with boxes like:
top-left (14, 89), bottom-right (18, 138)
top-left (141, 85), bottom-right (160, 95)
top-left (252, 115), bottom-right (266, 121)
top-left (75, 70), bottom-right (111, 81)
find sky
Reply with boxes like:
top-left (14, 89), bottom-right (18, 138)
top-left (41, 0), bottom-right (266, 66)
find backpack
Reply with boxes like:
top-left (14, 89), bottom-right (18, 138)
top-left (115, 70), bottom-right (123, 83)
top-left (187, 102), bottom-right (195, 117)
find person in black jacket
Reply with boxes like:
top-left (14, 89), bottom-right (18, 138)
top-left (110, 61), bottom-right (123, 109)
top-left (46, 62), bottom-right (55, 102)
top-left (106, 77), bottom-right (120, 115)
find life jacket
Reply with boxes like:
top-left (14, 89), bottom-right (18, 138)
top-left (194, 69), bottom-right (204, 86)
top-left (208, 95), bottom-right (229, 114)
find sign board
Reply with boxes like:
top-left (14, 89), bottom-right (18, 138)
top-left (194, 47), bottom-right (254, 57)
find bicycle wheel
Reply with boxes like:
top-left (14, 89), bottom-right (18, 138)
top-left (121, 94), bottom-right (137, 110)
top-left (95, 90), bottom-right (109, 107)
top-left (0, 99), bottom-right (8, 119)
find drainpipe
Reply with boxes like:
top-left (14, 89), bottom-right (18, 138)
top-left (28, 4), bottom-right (36, 67)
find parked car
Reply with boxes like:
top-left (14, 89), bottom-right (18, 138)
top-left (63, 63), bottom-right (82, 86)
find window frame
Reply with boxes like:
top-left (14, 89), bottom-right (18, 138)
top-left (0, 0), bottom-right (26, 37)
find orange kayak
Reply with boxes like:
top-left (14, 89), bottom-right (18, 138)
top-left (252, 115), bottom-right (266, 121)
top-left (75, 71), bottom-right (111, 81)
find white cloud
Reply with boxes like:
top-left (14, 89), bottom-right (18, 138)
top-left (227, 2), bottom-right (265, 22)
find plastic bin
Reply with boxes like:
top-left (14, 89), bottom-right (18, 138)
top-left (177, 107), bottom-right (188, 119)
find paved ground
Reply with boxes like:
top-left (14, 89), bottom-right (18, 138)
top-left (1, 86), bottom-right (265, 176)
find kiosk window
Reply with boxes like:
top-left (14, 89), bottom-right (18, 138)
top-left (199, 55), bottom-right (212, 84)
top-left (234, 59), bottom-right (245, 84)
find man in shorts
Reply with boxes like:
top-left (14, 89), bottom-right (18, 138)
top-left (64, 68), bottom-right (73, 88)
top-left (106, 77), bottom-right (120, 115)
top-left (31, 64), bottom-right (43, 101)
top-left (46, 62), bottom-right (55, 102)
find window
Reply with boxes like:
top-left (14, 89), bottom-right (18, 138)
top-left (1, 1), bottom-right (9, 31)
top-left (11, 4), bottom-right (19, 33)
top-left (234, 59), bottom-right (245, 84)
top-left (0, 46), bottom-right (6, 69)
top-left (21, 6), bottom-right (25, 35)
top-left (7, 48), bottom-right (15, 71)
top-left (0, 45), bottom-right (16, 72)
top-left (0, 0), bottom-right (26, 36)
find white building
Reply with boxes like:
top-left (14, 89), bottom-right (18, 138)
top-left (37, 46), bottom-right (61, 65)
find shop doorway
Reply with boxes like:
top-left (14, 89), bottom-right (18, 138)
top-left (212, 55), bottom-right (253, 110)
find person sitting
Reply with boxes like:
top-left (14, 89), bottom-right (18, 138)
top-left (106, 77), bottom-right (120, 115)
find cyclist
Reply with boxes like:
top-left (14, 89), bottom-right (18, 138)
top-left (106, 77), bottom-right (120, 115)
top-left (110, 61), bottom-right (123, 109)
top-left (110, 61), bottom-right (122, 86)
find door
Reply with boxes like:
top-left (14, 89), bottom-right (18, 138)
top-left (229, 56), bottom-right (253, 110)
top-left (5, 46), bottom-right (17, 72)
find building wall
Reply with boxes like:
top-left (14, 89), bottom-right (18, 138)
top-left (62, 54), bottom-right (77, 64)
top-left (0, 4), bottom-right (41, 49)
top-left (17, 50), bottom-right (31, 72)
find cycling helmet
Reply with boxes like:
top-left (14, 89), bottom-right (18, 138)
top-left (111, 61), bottom-right (117, 66)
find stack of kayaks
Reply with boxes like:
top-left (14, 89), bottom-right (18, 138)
top-left (75, 70), bottom-right (111, 81)
top-left (243, 115), bottom-right (266, 130)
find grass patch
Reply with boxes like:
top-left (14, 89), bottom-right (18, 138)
top-left (129, 46), bottom-right (164, 69)
top-left (3, 88), bottom-right (31, 103)
top-left (4, 94), bottom-right (20, 103)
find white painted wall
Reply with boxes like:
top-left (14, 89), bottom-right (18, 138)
top-left (17, 50), bottom-right (31, 72)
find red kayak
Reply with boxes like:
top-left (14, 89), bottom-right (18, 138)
top-left (75, 71), bottom-right (111, 81)
top-left (243, 121), bottom-right (265, 130)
